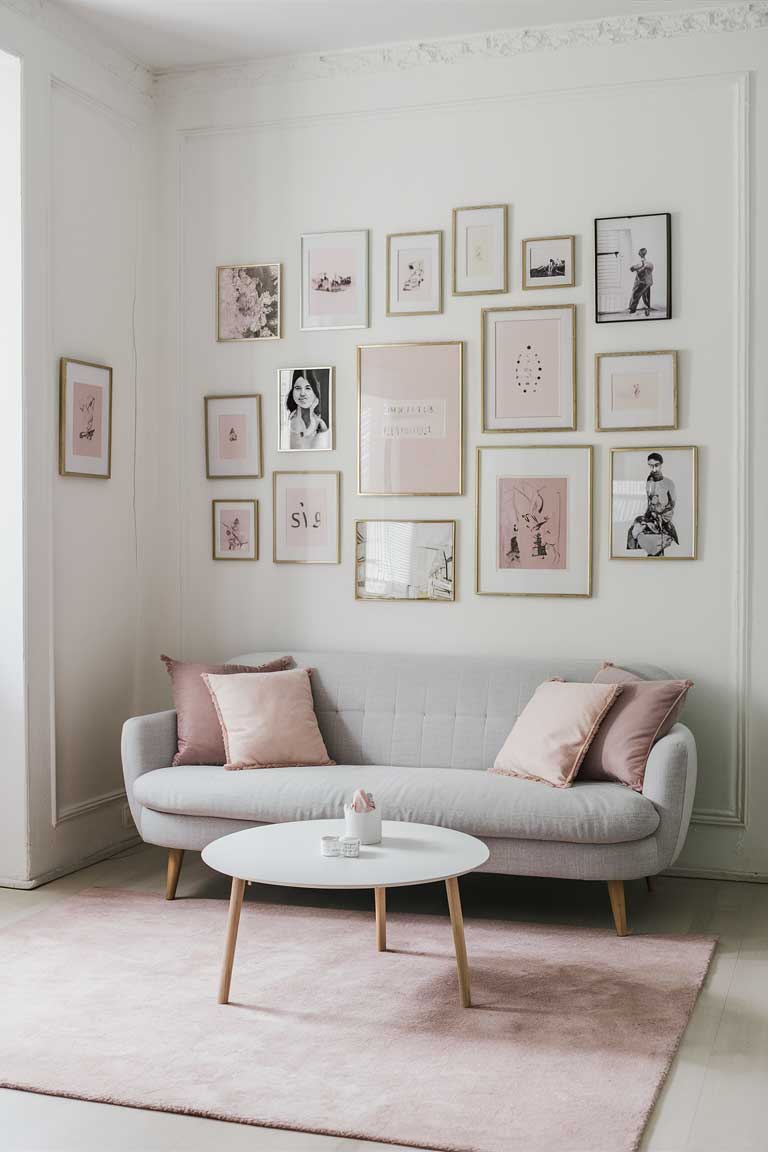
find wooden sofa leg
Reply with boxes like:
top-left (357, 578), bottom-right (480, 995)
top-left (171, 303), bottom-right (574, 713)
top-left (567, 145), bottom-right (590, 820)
top-left (607, 880), bottom-right (629, 936)
top-left (166, 848), bottom-right (185, 900)
top-left (645, 876), bottom-right (655, 894)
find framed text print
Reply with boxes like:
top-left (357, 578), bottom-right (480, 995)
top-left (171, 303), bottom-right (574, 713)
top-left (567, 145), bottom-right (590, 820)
top-left (596, 351), bottom-right (678, 432)
top-left (216, 263), bottom-right (280, 341)
top-left (610, 446), bottom-right (697, 560)
top-left (476, 445), bottom-right (593, 597)
top-left (300, 230), bottom-right (368, 331)
top-left (522, 235), bottom-right (575, 290)
top-left (452, 204), bottom-right (507, 295)
top-left (595, 212), bottom-right (671, 323)
top-left (277, 367), bottom-right (334, 452)
top-left (59, 357), bottom-right (112, 478)
top-left (205, 394), bottom-right (263, 478)
top-left (357, 341), bottom-right (463, 496)
top-left (482, 304), bottom-right (576, 433)
top-left (355, 520), bottom-right (456, 602)
top-left (273, 470), bottom-right (340, 564)
top-left (212, 499), bottom-right (258, 561)
top-left (386, 230), bottom-right (442, 316)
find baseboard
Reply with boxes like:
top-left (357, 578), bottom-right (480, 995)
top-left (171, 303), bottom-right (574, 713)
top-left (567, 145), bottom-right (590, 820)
top-left (664, 865), bottom-right (768, 884)
top-left (0, 834), bottom-right (142, 890)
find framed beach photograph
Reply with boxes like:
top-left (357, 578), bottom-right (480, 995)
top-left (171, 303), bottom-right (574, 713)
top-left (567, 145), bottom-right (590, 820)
top-left (595, 213), bottom-right (671, 323)
top-left (610, 446), bottom-right (697, 560)
top-left (452, 204), bottom-right (507, 296)
top-left (216, 263), bottom-right (281, 341)
top-left (59, 357), bottom-right (112, 479)
top-left (481, 304), bottom-right (576, 432)
top-left (357, 341), bottom-right (463, 496)
top-left (300, 230), bottom-right (368, 331)
top-left (386, 230), bottom-right (442, 316)
top-left (273, 471), bottom-right (340, 564)
top-left (476, 445), bottom-right (593, 597)
top-left (212, 499), bottom-right (258, 561)
top-left (522, 235), bottom-right (575, 290)
top-left (204, 394), bottom-right (263, 478)
top-left (277, 367), bottom-right (334, 452)
top-left (355, 520), bottom-right (456, 602)
top-left (596, 351), bottom-right (678, 432)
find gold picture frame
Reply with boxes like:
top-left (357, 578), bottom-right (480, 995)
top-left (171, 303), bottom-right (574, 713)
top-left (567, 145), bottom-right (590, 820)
top-left (521, 234), bottom-right (575, 290)
top-left (354, 519), bottom-right (457, 602)
top-left (609, 446), bottom-right (697, 561)
top-left (386, 230), bottom-right (443, 317)
top-left (204, 394), bottom-right (263, 478)
top-left (272, 470), bottom-right (341, 564)
top-left (211, 499), bottom-right (259, 561)
top-left (595, 351), bottom-right (678, 432)
top-left (452, 204), bottom-right (508, 296)
top-left (58, 357), bottom-right (113, 479)
top-left (216, 262), bottom-right (281, 342)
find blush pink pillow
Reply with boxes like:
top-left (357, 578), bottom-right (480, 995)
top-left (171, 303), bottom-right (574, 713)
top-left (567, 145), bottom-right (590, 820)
top-left (202, 667), bottom-right (335, 770)
top-left (161, 654), bottom-right (292, 766)
top-left (490, 681), bottom-right (623, 788)
top-left (592, 661), bottom-right (642, 685)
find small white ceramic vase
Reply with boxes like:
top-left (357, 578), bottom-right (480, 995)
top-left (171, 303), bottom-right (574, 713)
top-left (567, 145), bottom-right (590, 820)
top-left (344, 805), bottom-right (382, 845)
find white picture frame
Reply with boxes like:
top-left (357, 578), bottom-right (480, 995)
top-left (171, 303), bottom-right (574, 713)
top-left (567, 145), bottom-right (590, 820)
top-left (610, 446), bottom-right (697, 560)
top-left (355, 520), bottom-right (456, 602)
top-left (386, 230), bottom-right (442, 316)
top-left (596, 351), bottom-right (678, 432)
top-left (277, 367), bottom-right (334, 452)
top-left (205, 394), bottom-right (263, 478)
top-left (273, 470), bottom-right (341, 564)
top-left (452, 204), bottom-right (508, 296)
top-left (300, 230), bottom-right (369, 331)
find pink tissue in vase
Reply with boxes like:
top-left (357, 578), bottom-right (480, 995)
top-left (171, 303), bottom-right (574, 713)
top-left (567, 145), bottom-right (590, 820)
top-left (349, 789), bottom-right (375, 813)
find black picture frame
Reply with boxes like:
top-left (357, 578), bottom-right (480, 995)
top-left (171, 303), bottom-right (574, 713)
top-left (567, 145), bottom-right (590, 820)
top-left (594, 212), bottom-right (671, 324)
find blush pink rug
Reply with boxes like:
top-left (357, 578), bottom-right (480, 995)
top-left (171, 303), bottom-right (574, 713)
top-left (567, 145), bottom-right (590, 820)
top-left (0, 889), bottom-right (714, 1152)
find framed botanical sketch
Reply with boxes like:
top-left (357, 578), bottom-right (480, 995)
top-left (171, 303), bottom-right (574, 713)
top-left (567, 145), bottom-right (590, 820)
top-left (300, 230), bottom-right (368, 331)
top-left (386, 230), bottom-right (442, 316)
top-left (204, 394), bottom-right (263, 478)
top-left (522, 235), bottom-right (575, 290)
top-left (596, 351), bottom-right (678, 432)
top-left (476, 445), bottom-right (593, 597)
top-left (216, 263), bottom-right (281, 341)
top-left (212, 499), bottom-right (258, 561)
top-left (452, 204), bottom-right (507, 296)
top-left (481, 304), bottom-right (576, 432)
top-left (273, 470), bottom-right (340, 564)
top-left (277, 367), bottom-right (333, 452)
top-left (357, 341), bottom-right (463, 496)
top-left (595, 213), bottom-right (671, 323)
top-left (59, 357), bottom-right (112, 478)
top-left (610, 446), bottom-right (697, 560)
top-left (355, 520), bottom-right (455, 602)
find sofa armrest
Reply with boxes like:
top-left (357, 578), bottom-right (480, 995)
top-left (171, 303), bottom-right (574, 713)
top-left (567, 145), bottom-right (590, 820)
top-left (121, 711), bottom-right (177, 833)
top-left (641, 722), bottom-right (697, 869)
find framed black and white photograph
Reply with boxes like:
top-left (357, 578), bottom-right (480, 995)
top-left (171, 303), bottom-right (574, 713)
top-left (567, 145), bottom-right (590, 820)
top-left (204, 394), bottom-right (263, 478)
top-left (300, 230), bottom-right (369, 331)
top-left (355, 520), bottom-right (455, 602)
top-left (277, 367), bottom-right (334, 452)
top-left (452, 204), bottom-right (507, 296)
top-left (595, 213), bottom-right (671, 323)
top-left (522, 235), bottom-right (575, 290)
top-left (610, 446), bottom-right (697, 560)
top-left (386, 230), bottom-right (442, 316)
top-left (596, 351), bottom-right (678, 432)
top-left (216, 263), bottom-right (281, 341)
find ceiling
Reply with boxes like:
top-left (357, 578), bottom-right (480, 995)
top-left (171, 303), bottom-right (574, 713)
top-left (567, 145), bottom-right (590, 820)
top-left (48, 0), bottom-right (730, 74)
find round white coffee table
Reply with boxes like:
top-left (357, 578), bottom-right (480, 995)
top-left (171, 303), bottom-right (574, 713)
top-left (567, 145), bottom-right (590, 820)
top-left (202, 819), bottom-right (489, 1008)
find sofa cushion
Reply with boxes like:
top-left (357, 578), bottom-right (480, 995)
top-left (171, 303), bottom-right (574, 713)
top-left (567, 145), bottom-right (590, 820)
top-left (133, 764), bottom-right (659, 845)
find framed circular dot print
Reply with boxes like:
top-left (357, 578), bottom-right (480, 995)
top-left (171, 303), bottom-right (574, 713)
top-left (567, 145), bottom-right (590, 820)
top-left (481, 304), bottom-right (576, 433)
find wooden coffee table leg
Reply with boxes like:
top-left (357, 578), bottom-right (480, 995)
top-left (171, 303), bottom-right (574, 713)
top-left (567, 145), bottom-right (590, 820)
top-left (445, 876), bottom-right (471, 1008)
top-left (218, 876), bottom-right (245, 1004)
top-left (375, 886), bottom-right (387, 952)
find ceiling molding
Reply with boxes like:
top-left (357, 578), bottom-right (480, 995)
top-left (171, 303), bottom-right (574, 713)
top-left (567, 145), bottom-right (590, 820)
top-left (154, 2), bottom-right (768, 94)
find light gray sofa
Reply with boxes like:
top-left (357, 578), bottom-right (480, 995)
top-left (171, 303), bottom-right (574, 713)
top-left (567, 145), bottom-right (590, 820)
top-left (121, 651), bottom-right (697, 935)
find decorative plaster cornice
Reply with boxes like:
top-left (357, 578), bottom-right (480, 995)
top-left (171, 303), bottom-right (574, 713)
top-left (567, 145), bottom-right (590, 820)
top-left (154, 1), bottom-right (768, 94)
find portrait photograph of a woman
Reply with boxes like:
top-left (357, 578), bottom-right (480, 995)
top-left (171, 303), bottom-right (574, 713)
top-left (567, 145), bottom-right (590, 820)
top-left (278, 366), bottom-right (334, 452)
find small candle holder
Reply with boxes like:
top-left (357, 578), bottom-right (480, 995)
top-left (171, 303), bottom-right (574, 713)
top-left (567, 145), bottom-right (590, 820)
top-left (340, 836), bottom-right (360, 858)
top-left (321, 835), bottom-right (341, 857)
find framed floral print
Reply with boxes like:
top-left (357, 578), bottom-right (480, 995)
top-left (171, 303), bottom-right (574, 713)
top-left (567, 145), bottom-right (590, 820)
top-left (300, 230), bottom-right (368, 331)
top-left (610, 446), bottom-right (697, 560)
top-left (522, 235), bottom-right (575, 290)
top-left (212, 499), bottom-right (258, 561)
top-left (481, 304), bottom-right (576, 432)
top-left (595, 213), bottom-right (671, 323)
top-left (277, 367), bottom-right (334, 452)
top-left (273, 471), bottom-right (340, 564)
top-left (595, 351), bottom-right (678, 432)
top-left (216, 263), bottom-right (281, 341)
top-left (476, 445), bottom-right (593, 597)
top-left (452, 204), bottom-right (507, 296)
top-left (357, 341), bottom-right (463, 496)
top-left (204, 394), bottom-right (263, 478)
top-left (355, 520), bottom-right (456, 602)
top-left (386, 230), bottom-right (442, 316)
top-left (59, 357), bottom-right (112, 478)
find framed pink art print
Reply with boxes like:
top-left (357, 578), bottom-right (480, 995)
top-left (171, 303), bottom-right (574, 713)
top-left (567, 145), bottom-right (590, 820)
top-left (59, 357), bottom-right (112, 478)
top-left (482, 305), bottom-right (576, 433)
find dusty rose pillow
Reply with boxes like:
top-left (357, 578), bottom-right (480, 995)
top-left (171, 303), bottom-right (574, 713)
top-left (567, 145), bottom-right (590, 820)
top-left (592, 661), bottom-right (642, 685)
top-left (161, 654), bottom-right (292, 765)
top-left (202, 667), bottom-right (335, 770)
top-left (490, 681), bottom-right (623, 788)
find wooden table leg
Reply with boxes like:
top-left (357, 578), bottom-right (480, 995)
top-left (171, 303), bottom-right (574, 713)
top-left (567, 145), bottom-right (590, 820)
top-left (375, 886), bottom-right (387, 952)
top-left (218, 877), bottom-right (245, 1004)
top-left (445, 876), bottom-right (471, 1008)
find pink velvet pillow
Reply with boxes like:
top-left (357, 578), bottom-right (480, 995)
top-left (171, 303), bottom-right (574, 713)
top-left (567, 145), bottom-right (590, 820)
top-left (161, 654), bottom-right (292, 766)
top-left (592, 661), bottom-right (642, 685)
top-left (490, 681), bottom-right (623, 788)
top-left (202, 667), bottom-right (335, 770)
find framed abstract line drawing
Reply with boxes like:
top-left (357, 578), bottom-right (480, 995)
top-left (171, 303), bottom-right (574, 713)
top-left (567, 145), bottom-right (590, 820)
top-left (522, 235), bottom-right (575, 290)
top-left (300, 230), bottom-right (368, 331)
top-left (357, 341), bottom-right (463, 496)
top-left (355, 520), bottom-right (456, 602)
top-left (277, 367), bottom-right (334, 452)
top-left (204, 394), bottom-right (263, 478)
top-left (595, 351), bottom-right (678, 432)
top-left (386, 230), bottom-right (442, 316)
top-left (595, 213), bottom-right (671, 323)
top-left (273, 470), bottom-right (340, 564)
top-left (59, 357), bottom-right (112, 478)
top-left (476, 445), bottom-right (593, 597)
top-left (212, 499), bottom-right (258, 561)
top-left (452, 204), bottom-right (507, 296)
top-left (610, 446), bottom-right (697, 560)
top-left (216, 263), bottom-right (281, 341)
top-left (481, 304), bottom-right (576, 432)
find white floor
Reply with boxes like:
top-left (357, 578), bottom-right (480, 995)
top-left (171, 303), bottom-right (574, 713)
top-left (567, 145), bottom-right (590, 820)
top-left (1, 844), bottom-right (766, 1152)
